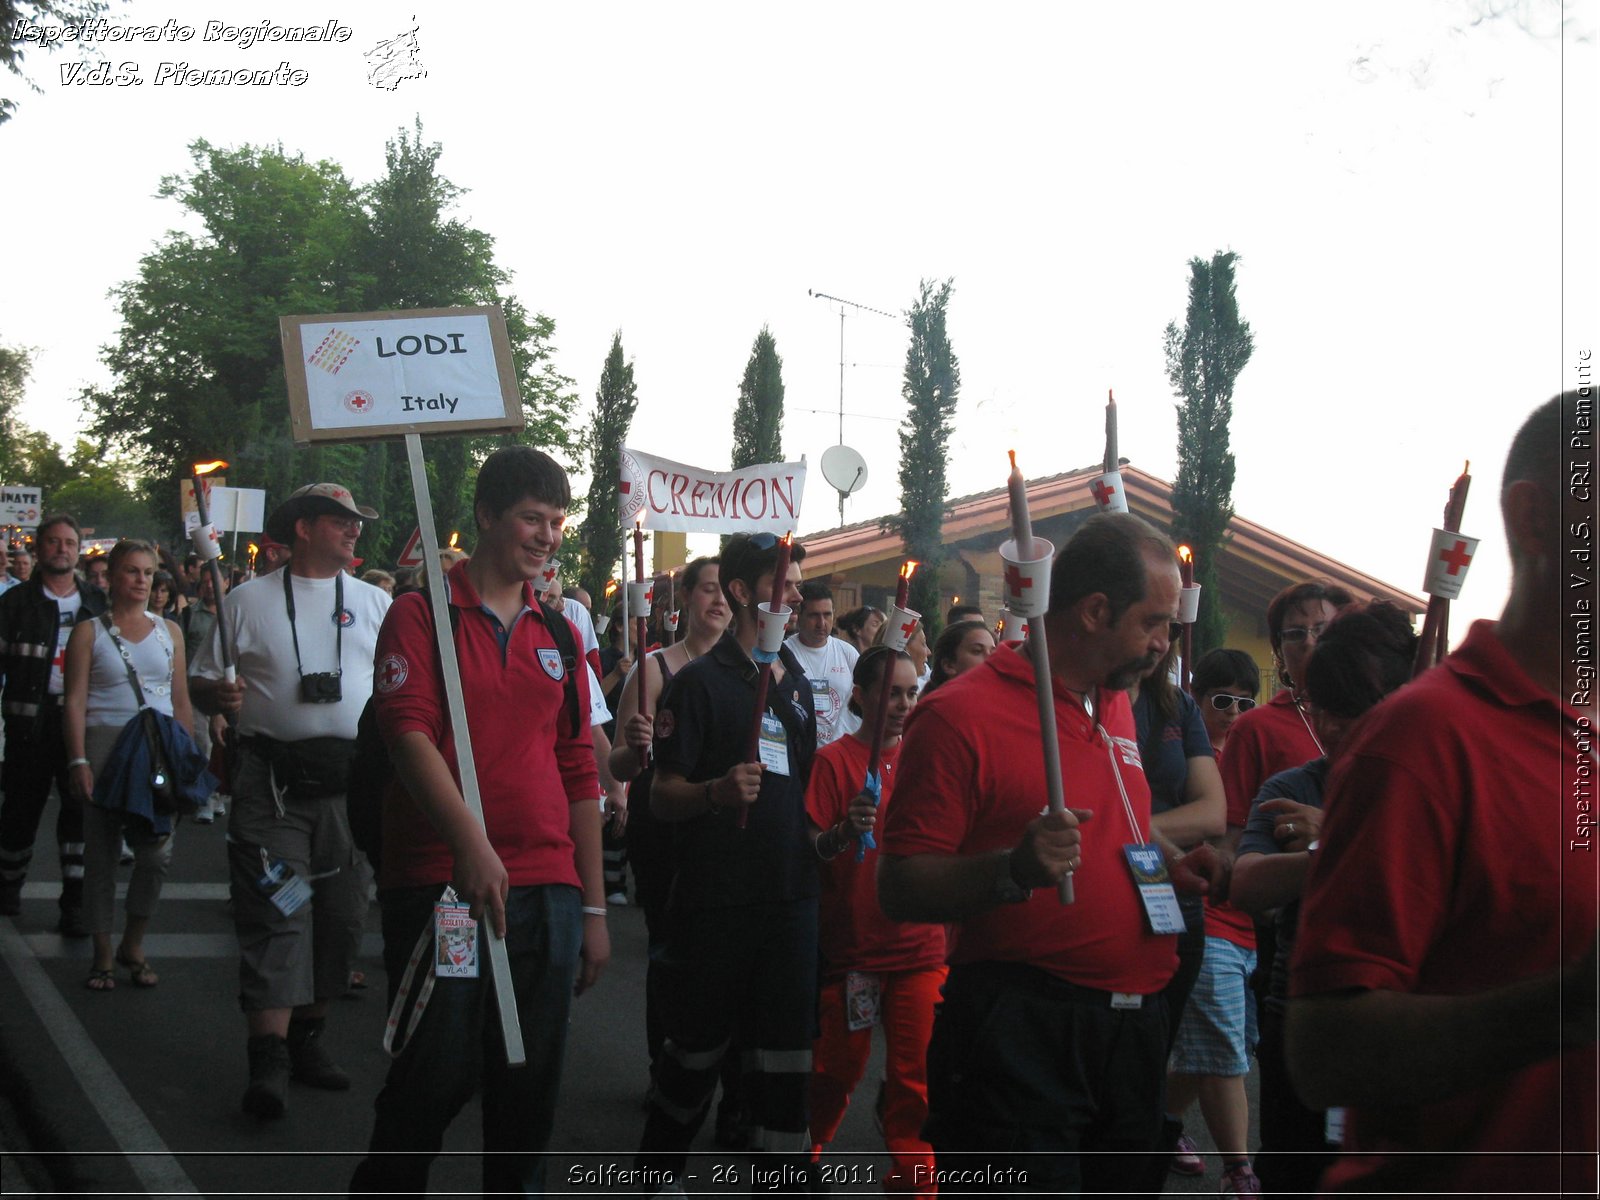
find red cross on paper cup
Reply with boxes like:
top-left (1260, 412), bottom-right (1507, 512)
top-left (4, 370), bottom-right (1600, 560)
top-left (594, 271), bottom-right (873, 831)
top-left (883, 604), bottom-right (922, 652)
top-left (626, 579), bottom-right (653, 612)
top-left (995, 608), bottom-right (1027, 645)
top-left (998, 536), bottom-right (1054, 617)
top-left (540, 559), bottom-right (560, 588)
top-left (665, 610), bottom-right (681, 632)
top-left (1421, 527), bottom-right (1481, 600)
top-left (189, 522), bottom-right (223, 561)
top-left (1089, 470), bottom-right (1129, 514)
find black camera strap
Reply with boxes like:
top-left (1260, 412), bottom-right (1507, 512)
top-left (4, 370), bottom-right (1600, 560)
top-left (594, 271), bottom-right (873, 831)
top-left (283, 567), bottom-right (343, 681)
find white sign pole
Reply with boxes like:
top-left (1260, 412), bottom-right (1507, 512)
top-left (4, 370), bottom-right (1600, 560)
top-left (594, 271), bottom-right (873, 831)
top-left (404, 432), bottom-right (525, 1066)
top-left (620, 529), bottom-right (631, 657)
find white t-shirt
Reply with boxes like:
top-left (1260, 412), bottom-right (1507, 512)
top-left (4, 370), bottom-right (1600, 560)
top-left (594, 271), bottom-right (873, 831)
top-left (191, 569), bottom-right (390, 741)
top-left (783, 634), bottom-right (860, 746)
top-left (586, 662), bottom-right (611, 727)
top-left (49, 589), bottom-right (80, 695)
top-left (562, 597), bottom-right (601, 658)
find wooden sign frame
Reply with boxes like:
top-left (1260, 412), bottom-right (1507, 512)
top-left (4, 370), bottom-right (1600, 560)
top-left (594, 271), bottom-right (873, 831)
top-left (280, 305), bottom-right (524, 446)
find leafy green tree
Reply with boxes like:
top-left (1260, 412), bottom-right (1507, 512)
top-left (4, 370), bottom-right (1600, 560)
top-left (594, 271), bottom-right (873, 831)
top-left (1164, 250), bottom-right (1254, 654)
top-left (87, 124), bottom-right (576, 566)
top-left (2, 0), bottom-right (113, 125)
top-left (0, 340), bottom-right (34, 482)
top-left (576, 333), bottom-right (638, 605)
top-left (885, 279), bottom-right (960, 636)
top-left (49, 439), bottom-right (159, 539)
top-left (730, 327), bottom-right (785, 469)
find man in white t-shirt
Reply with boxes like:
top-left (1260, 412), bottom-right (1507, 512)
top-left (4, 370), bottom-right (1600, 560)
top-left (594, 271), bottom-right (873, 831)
top-left (0, 515), bottom-right (106, 930)
top-left (783, 580), bottom-right (859, 747)
top-left (191, 483), bottom-right (390, 1122)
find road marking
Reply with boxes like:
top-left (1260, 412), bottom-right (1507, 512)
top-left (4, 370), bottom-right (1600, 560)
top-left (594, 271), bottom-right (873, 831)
top-left (19, 882), bottom-right (230, 902)
top-left (23, 931), bottom-right (385, 959)
top-left (0, 921), bottom-right (202, 1196)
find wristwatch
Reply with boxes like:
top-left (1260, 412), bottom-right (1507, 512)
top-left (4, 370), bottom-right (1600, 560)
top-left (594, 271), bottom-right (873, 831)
top-left (992, 849), bottom-right (1034, 905)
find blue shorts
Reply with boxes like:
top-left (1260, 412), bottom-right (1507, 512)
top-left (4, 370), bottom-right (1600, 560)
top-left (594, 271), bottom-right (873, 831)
top-left (1169, 936), bottom-right (1257, 1076)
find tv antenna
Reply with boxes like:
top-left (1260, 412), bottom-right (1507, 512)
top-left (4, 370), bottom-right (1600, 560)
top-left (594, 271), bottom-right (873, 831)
top-left (809, 289), bottom-right (898, 525)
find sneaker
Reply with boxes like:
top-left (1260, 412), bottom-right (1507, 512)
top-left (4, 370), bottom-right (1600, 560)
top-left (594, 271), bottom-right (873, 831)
top-left (1220, 1161), bottom-right (1261, 1195)
top-left (287, 1021), bottom-right (351, 1090)
top-left (212, 795), bottom-right (228, 816)
top-left (1170, 1133), bottom-right (1205, 1176)
top-left (193, 799), bottom-right (214, 825)
top-left (242, 1035), bottom-right (290, 1118)
top-left (118, 840), bottom-right (135, 865)
top-left (606, 891), bottom-right (629, 906)
top-left (57, 906), bottom-right (89, 937)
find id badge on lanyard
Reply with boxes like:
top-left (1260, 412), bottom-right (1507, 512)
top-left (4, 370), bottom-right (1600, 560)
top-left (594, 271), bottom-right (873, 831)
top-left (1098, 723), bottom-right (1184, 935)
top-left (758, 713), bottom-right (790, 776)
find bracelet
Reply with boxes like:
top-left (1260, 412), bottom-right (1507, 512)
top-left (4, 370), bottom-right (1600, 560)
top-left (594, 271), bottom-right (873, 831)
top-left (815, 822), bottom-right (849, 861)
top-left (581, 906), bottom-right (607, 917)
top-left (68, 757), bottom-right (90, 769)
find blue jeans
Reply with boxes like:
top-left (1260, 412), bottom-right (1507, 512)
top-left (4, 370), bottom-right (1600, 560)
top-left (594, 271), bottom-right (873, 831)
top-left (349, 883), bottom-right (582, 1198)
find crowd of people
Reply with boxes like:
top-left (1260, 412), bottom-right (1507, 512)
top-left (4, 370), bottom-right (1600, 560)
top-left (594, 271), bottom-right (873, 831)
top-left (0, 391), bottom-right (1592, 1197)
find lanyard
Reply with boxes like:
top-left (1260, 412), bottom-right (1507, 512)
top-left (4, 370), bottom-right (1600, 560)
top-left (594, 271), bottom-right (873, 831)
top-left (1095, 720), bottom-right (1146, 845)
top-left (1292, 694), bottom-right (1326, 757)
top-left (282, 568), bottom-right (343, 680)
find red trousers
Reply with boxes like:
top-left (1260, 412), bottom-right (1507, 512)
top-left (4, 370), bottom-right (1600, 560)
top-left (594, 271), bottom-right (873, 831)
top-left (809, 964), bottom-right (947, 1197)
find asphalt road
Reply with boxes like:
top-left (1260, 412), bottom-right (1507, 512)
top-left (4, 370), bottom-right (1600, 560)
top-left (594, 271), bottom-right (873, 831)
top-left (0, 793), bottom-right (1249, 1197)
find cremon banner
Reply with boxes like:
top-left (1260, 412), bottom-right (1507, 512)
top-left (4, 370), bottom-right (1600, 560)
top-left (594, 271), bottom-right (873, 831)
top-left (619, 447), bottom-right (805, 534)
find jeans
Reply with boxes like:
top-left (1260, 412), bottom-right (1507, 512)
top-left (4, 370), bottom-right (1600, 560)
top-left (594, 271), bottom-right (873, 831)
top-left (349, 882), bottom-right (582, 1199)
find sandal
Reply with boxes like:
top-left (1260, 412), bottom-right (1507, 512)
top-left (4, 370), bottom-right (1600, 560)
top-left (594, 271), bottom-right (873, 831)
top-left (115, 952), bottom-right (158, 988)
top-left (85, 968), bottom-right (116, 992)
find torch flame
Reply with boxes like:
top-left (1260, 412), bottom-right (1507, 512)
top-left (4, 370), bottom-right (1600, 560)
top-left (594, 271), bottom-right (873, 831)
top-left (901, 560), bottom-right (920, 581)
top-left (448, 531), bottom-right (460, 549)
top-left (1008, 449), bottom-right (1017, 471)
top-left (247, 542), bottom-right (259, 556)
top-left (604, 579), bottom-right (618, 598)
top-left (193, 460), bottom-right (227, 476)
top-left (1177, 545), bottom-right (1193, 564)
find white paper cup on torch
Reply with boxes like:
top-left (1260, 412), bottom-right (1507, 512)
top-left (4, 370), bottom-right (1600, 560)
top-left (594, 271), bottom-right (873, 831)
top-left (1177, 584), bottom-right (1202, 625)
top-left (995, 608), bottom-right (1027, 645)
top-left (755, 603), bottom-right (792, 656)
top-left (189, 522), bottom-right (222, 561)
top-left (998, 536), bottom-right (1054, 617)
top-left (1421, 528), bottom-right (1480, 600)
top-left (539, 559), bottom-right (560, 592)
top-left (883, 606), bottom-right (922, 651)
top-left (665, 610), bottom-right (681, 634)
top-left (626, 579), bottom-right (654, 612)
top-left (1089, 470), bottom-right (1129, 513)
top-left (593, 613), bottom-right (610, 637)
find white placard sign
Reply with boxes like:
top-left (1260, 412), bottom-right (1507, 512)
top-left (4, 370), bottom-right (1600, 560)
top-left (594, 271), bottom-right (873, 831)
top-left (183, 486), bottom-right (266, 534)
top-left (280, 306), bottom-right (523, 446)
top-left (0, 486), bottom-right (43, 528)
top-left (618, 446), bottom-right (805, 534)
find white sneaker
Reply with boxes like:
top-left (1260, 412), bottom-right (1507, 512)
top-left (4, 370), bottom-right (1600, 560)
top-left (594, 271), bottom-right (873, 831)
top-left (211, 795), bottom-right (228, 816)
top-left (118, 840), bottom-right (135, 864)
top-left (606, 892), bottom-right (628, 906)
top-left (193, 799), bottom-right (215, 825)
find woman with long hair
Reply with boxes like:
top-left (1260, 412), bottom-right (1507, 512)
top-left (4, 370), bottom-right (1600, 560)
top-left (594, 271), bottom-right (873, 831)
top-left (63, 539), bottom-right (198, 991)
top-left (920, 619), bottom-right (996, 696)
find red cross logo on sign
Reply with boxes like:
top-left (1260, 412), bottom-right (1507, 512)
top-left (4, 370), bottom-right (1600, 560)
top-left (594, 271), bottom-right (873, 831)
top-left (1438, 539), bottom-right (1473, 576)
top-left (1004, 563), bottom-right (1031, 597)
top-left (619, 481), bottom-right (632, 495)
top-left (1091, 479), bottom-right (1116, 507)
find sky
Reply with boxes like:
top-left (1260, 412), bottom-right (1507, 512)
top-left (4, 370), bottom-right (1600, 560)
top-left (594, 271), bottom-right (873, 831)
top-left (3, 0), bottom-right (1595, 637)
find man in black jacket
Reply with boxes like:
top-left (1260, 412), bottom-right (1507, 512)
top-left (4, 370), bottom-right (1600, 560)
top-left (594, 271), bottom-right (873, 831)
top-left (0, 515), bottom-right (107, 932)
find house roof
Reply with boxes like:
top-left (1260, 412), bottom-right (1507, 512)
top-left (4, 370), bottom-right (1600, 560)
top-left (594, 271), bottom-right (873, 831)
top-left (800, 462), bottom-right (1427, 616)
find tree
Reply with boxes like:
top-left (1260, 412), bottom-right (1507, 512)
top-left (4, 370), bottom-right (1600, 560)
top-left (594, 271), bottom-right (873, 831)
top-left (730, 327), bottom-right (785, 469)
top-left (885, 279), bottom-right (960, 637)
top-left (0, 340), bottom-right (33, 482)
top-left (1164, 250), bottom-right (1254, 655)
top-left (2, 0), bottom-right (113, 125)
top-left (87, 124), bottom-right (577, 565)
top-left (576, 333), bottom-right (638, 605)
top-left (49, 439), bottom-right (159, 539)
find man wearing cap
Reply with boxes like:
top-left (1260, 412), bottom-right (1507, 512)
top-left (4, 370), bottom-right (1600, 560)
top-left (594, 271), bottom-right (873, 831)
top-left (879, 512), bottom-right (1221, 1196)
top-left (190, 482), bottom-right (390, 1120)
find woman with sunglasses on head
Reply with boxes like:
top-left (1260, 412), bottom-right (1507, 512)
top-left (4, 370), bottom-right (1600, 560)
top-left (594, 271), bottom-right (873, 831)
top-left (1191, 649), bottom-right (1261, 757)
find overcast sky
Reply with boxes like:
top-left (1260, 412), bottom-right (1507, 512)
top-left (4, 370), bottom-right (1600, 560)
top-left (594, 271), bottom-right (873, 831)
top-left (3, 0), bottom-right (1594, 634)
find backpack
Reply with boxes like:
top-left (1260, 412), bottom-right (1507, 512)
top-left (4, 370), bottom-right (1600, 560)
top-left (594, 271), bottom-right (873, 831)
top-left (347, 594), bottom-right (581, 872)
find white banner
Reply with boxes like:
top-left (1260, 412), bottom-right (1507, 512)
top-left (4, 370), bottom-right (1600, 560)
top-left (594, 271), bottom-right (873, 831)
top-left (0, 485), bottom-right (43, 528)
top-left (183, 485), bottom-right (266, 534)
top-left (281, 306), bottom-right (522, 445)
top-left (618, 447), bottom-right (805, 534)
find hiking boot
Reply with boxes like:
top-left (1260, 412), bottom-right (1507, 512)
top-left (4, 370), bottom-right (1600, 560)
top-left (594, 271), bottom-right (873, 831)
top-left (1170, 1133), bottom-right (1205, 1176)
top-left (242, 1034), bottom-right (290, 1118)
top-left (1220, 1161), bottom-right (1261, 1195)
top-left (287, 1018), bottom-right (350, 1090)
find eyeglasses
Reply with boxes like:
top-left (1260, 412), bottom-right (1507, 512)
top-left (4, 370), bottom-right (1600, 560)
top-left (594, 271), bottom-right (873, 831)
top-left (1279, 623), bottom-right (1328, 645)
top-left (319, 515), bottom-right (364, 533)
top-left (1207, 694), bottom-right (1257, 713)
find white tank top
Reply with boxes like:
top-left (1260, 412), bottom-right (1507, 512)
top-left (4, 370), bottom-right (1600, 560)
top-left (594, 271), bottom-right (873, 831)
top-left (87, 614), bottom-right (176, 725)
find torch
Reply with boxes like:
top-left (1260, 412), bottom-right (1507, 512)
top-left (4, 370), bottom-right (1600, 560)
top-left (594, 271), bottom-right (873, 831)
top-left (1177, 545), bottom-right (1198, 693)
top-left (855, 560), bottom-right (917, 860)
top-left (740, 533), bottom-right (794, 829)
top-left (1413, 461), bottom-right (1475, 678)
top-left (1006, 451), bottom-right (1074, 905)
top-left (632, 523), bottom-right (650, 757)
top-left (188, 460), bottom-right (236, 690)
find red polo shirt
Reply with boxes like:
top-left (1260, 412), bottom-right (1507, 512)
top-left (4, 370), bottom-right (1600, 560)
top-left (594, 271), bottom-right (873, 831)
top-left (807, 734), bottom-right (945, 983)
top-left (1291, 621), bottom-right (1597, 1196)
top-left (882, 644), bottom-right (1177, 995)
top-left (373, 562), bottom-right (598, 890)
top-left (1212, 689), bottom-right (1324, 947)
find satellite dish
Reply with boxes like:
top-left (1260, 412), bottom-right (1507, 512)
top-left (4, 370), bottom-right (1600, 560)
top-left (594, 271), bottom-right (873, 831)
top-left (820, 444), bottom-right (868, 496)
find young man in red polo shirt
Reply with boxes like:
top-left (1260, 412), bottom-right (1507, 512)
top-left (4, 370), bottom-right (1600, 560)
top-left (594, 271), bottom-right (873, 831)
top-left (1287, 392), bottom-right (1598, 1196)
top-left (880, 512), bottom-right (1221, 1196)
top-left (349, 446), bottom-right (608, 1197)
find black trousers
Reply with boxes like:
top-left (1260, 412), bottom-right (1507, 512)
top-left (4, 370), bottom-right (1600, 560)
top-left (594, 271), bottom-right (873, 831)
top-left (0, 706), bottom-right (83, 907)
top-left (1254, 1002), bottom-right (1336, 1195)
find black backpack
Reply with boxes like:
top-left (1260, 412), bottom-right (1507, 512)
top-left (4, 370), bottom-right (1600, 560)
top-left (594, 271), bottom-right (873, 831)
top-left (347, 595), bottom-right (581, 872)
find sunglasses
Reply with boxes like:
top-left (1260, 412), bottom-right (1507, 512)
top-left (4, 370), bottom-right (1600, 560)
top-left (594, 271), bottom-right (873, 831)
top-left (1206, 694), bottom-right (1256, 713)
